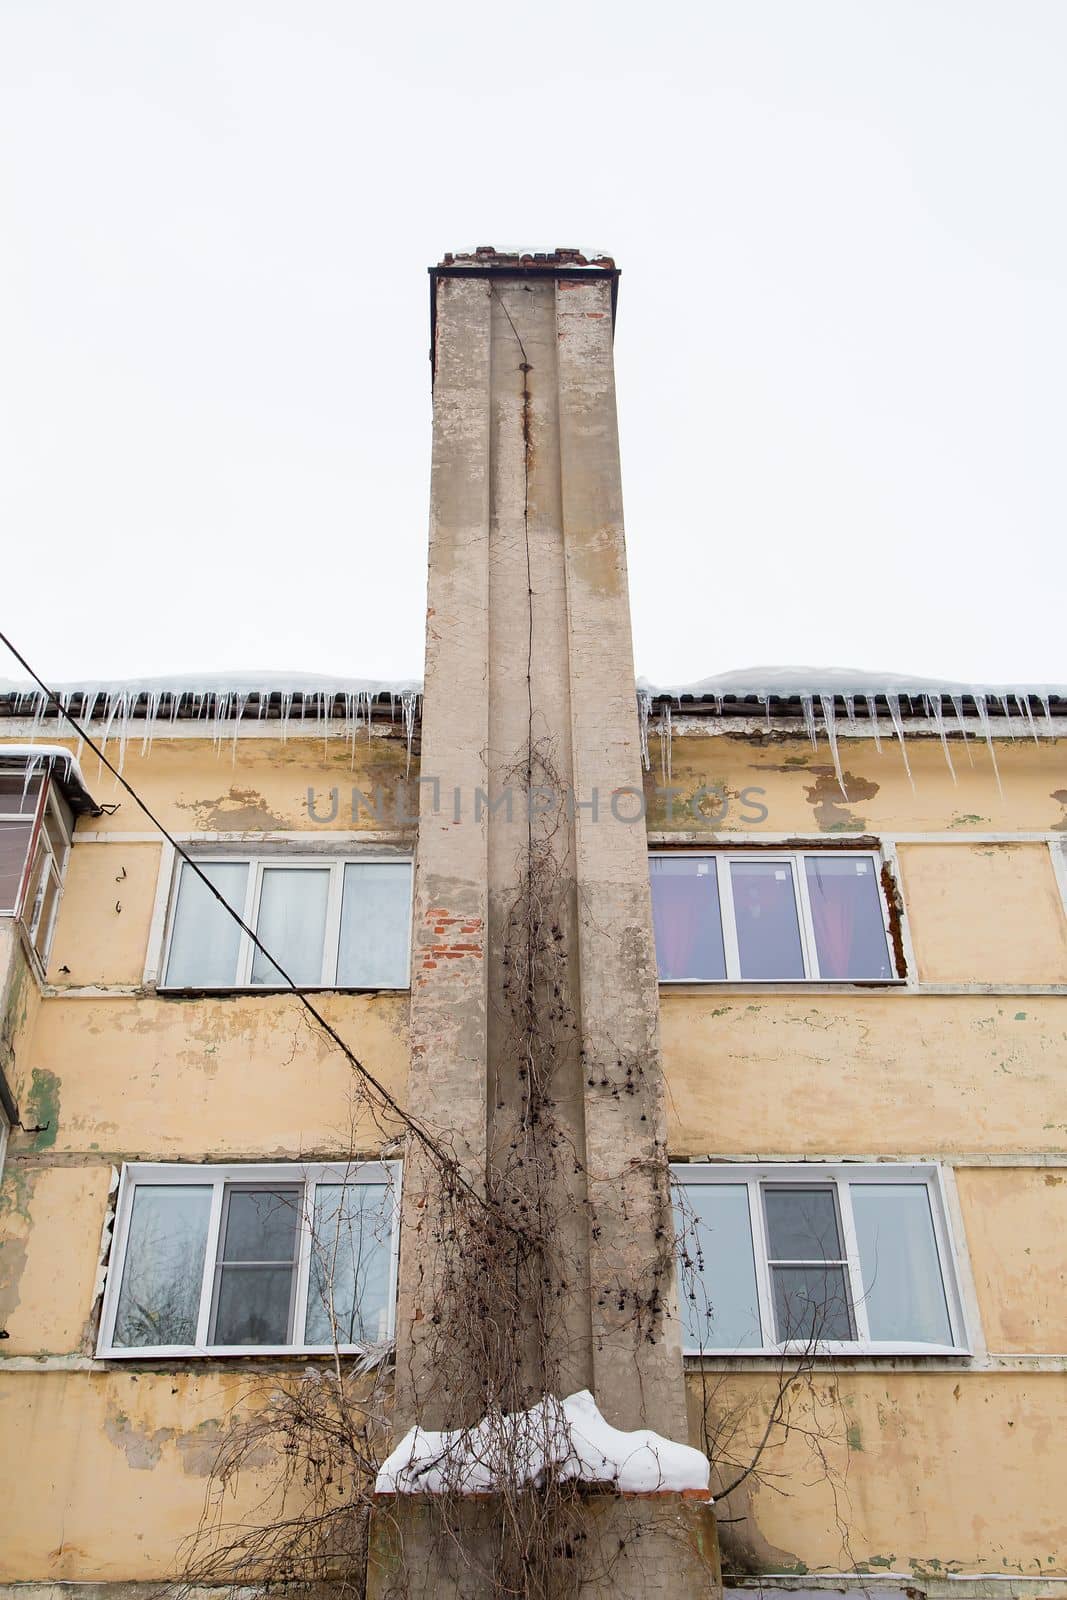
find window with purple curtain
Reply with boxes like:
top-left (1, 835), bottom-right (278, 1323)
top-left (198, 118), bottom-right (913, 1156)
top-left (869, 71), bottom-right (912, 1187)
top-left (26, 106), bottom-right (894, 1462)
top-left (731, 860), bottom-right (806, 980)
top-left (650, 857), bottom-right (726, 980)
top-left (804, 856), bottom-right (892, 979)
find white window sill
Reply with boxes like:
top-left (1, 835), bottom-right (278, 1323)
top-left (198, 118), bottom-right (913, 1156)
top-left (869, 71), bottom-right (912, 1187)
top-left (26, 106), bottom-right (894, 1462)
top-left (97, 1343), bottom-right (388, 1360)
top-left (659, 978), bottom-right (907, 992)
top-left (156, 984), bottom-right (410, 996)
top-left (684, 1343), bottom-right (971, 1360)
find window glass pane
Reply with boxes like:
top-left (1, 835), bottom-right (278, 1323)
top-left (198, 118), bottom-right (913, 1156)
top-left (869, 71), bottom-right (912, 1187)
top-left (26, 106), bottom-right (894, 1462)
top-left (212, 1186), bottom-right (300, 1346)
top-left (804, 857), bottom-right (892, 979)
top-left (0, 772), bottom-right (42, 814)
top-left (730, 860), bottom-right (805, 979)
top-left (852, 1184), bottom-right (953, 1345)
top-left (32, 868), bottom-right (60, 960)
top-left (650, 857), bottom-right (726, 980)
top-left (771, 1264), bottom-right (854, 1341)
top-left (43, 805), bottom-right (68, 871)
top-left (251, 867), bottom-right (330, 986)
top-left (23, 843), bottom-right (49, 936)
top-left (113, 1185), bottom-right (211, 1348)
top-left (337, 863), bottom-right (411, 988)
top-left (220, 1187), bottom-right (300, 1262)
top-left (764, 1187), bottom-right (844, 1261)
top-left (306, 1182), bottom-right (393, 1345)
top-left (165, 861), bottom-right (248, 987)
top-left (213, 1266), bottom-right (294, 1345)
top-left (0, 820), bottom-right (33, 912)
top-left (675, 1183), bottom-right (762, 1350)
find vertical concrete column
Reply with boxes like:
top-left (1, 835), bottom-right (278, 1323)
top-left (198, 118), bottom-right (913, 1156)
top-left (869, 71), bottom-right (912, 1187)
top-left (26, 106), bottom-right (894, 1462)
top-left (394, 254), bottom-right (687, 1448)
top-left (393, 275), bottom-right (492, 1428)
top-left (555, 274), bottom-right (688, 1440)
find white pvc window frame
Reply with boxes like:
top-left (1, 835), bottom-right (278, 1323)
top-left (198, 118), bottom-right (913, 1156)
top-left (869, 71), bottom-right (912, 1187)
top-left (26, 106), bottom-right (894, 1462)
top-left (652, 849), bottom-right (899, 982)
top-left (0, 773), bottom-right (74, 970)
top-left (97, 1160), bottom-right (402, 1359)
top-left (158, 854), bottom-right (413, 991)
top-left (673, 1162), bottom-right (969, 1358)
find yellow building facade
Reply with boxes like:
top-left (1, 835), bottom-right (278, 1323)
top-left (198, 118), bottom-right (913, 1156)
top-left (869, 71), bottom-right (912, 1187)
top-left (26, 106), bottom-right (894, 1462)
top-left (1, 686), bottom-right (1065, 1599)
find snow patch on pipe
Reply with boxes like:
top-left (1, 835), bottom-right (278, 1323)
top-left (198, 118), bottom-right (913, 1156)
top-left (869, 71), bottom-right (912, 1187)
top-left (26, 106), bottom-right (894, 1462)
top-left (375, 1389), bottom-right (711, 1497)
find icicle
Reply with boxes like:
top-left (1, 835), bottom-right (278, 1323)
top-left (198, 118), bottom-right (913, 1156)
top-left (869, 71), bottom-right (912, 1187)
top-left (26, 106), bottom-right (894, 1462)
top-left (928, 696), bottom-right (956, 783)
top-left (800, 694), bottom-right (818, 749)
top-left (885, 694), bottom-right (915, 791)
top-left (98, 691), bottom-right (125, 775)
top-left (844, 694), bottom-right (857, 729)
top-left (818, 694), bottom-right (847, 798)
top-left (1015, 692), bottom-right (1040, 744)
top-left (231, 693), bottom-right (250, 764)
top-left (658, 701), bottom-right (673, 785)
top-left (973, 693), bottom-right (1004, 798)
top-left (993, 693), bottom-right (1016, 739)
top-left (1040, 694), bottom-right (1054, 738)
top-left (401, 690), bottom-right (418, 777)
top-left (637, 690), bottom-right (652, 771)
top-left (864, 693), bottom-right (882, 754)
top-left (759, 694), bottom-right (772, 730)
top-left (949, 694), bottom-right (974, 766)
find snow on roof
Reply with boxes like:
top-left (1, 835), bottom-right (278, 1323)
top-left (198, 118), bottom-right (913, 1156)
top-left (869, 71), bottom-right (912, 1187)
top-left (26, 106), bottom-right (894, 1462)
top-left (0, 671), bottom-right (422, 700)
top-left (637, 665), bottom-right (1067, 700)
top-left (635, 667), bottom-right (1067, 799)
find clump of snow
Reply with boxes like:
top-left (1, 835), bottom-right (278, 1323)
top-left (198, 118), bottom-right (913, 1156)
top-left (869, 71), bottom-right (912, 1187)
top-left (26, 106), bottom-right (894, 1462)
top-left (375, 1389), bottom-right (710, 1497)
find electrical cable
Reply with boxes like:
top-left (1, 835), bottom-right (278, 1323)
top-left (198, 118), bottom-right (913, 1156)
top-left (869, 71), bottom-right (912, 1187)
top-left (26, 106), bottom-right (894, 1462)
top-left (0, 628), bottom-right (498, 1220)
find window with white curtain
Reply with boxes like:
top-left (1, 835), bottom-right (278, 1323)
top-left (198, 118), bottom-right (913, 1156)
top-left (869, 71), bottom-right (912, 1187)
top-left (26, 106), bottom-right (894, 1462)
top-left (161, 856), bottom-right (412, 990)
top-left (97, 1161), bottom-right (400, 1356)
top-left (673, 1164), bottom-right (967, 1355)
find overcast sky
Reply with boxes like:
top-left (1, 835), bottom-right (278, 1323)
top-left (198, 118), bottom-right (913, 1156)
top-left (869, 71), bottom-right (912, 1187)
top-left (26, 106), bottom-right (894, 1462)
top-left (2, 2), bottom-right (1064, 690)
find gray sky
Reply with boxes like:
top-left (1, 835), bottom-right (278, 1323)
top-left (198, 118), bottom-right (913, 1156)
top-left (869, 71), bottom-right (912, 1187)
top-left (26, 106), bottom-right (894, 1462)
top-left (2, 1), bottom-right (1064, 689)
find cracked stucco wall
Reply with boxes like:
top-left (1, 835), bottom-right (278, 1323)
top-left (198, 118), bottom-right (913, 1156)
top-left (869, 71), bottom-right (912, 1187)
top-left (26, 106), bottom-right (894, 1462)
top-left (0, 730), bottom-right (412, 1583)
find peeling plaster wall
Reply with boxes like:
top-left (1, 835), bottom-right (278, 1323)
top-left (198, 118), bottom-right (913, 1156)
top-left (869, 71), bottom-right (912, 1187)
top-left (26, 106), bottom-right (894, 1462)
top-left (0, 730), bottom-right (413, 1582)
top-left (686, 1370), bottom-right (1067, 1579)
top-left (15, 733), bottom-right (419, 836)
top-left (661, 993), bottom-right (1067, 1154)
top-left (955, 1166), bottom-right (1067, 1351)
top-left (900, 842), bottom-right (1067, 983)
top-left (48, 843), bottom-right (163, 986)
top-left (0, 923), bottom-right (43, 1109)
top-left (659, 728), bottom-right (1067, 1579)
top-left (1, 718), bottom-right (1066, 1585)
top-left (643, 732), bottom-right (1067, 835)
top-left (0, 1368), bottom-right (302, 1581)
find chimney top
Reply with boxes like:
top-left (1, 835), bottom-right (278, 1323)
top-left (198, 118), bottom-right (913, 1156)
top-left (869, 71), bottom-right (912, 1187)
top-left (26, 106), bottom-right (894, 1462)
top-left (438, 246), bottom-right (615, 271)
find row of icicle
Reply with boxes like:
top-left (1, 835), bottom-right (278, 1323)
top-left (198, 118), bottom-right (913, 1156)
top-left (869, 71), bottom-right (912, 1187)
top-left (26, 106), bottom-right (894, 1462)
top-left (1, 685), bottom-right (421, 776)
top-left (2, 682), bottom-right (1062, 800)
top-left (637, 687), bottom-right (1064, 798)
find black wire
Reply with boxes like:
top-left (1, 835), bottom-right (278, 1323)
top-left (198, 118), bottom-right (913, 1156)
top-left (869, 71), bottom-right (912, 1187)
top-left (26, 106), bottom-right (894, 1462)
top-left (0, 628), bottom-right (497, 1218)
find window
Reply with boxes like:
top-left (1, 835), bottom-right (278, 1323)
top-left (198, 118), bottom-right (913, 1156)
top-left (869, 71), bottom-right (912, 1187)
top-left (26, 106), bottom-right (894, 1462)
top-left (98, 1162), bottom-right (401, 1357)
top-left (161, 856), bottom-right (412, 990)
top-left (0, 770), bottom-right (73, 969)
top-left (673, 1164), bottom-right (966, 1355)
top-left (650, 851), bottom-right (896, 982)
